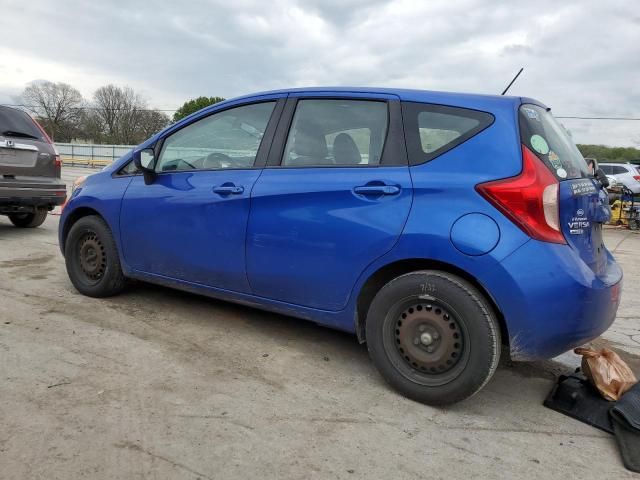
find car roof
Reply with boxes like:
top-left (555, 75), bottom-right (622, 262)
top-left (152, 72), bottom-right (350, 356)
top-left (600, 162), bottom-right (637, 168)
top-left (222, 87), bottom-right (537, 111)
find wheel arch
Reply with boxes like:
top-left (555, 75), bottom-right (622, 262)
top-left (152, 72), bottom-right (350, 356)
top-left (60, 206), bottom-right (106, 255)
top-left (355, 258), bottom-right (509, 348)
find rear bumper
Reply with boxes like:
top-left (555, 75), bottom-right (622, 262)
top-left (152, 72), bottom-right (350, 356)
top-left (489, 240), bottom-right (623, 361)
top-left (0, 178), bottom-right (67, 210)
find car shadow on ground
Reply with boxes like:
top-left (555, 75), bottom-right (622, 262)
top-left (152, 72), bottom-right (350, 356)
top-left (108, 280), bottom-right (563, 402)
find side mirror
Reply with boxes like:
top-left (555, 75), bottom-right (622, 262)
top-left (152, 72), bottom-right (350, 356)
top-left (134, 148), bottom-right (157, 185)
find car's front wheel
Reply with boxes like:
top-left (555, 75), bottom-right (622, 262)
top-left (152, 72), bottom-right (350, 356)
top-left (8, 209), bottom-right (48, 228)
top-left (366, 271), bottom-right (501, 405)
top-left (64, 215), bottom-right (126, 297)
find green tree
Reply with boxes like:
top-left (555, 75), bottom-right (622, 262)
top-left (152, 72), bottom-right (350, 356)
top-left (173, 96), bottom-right (225, 122)
top-left (577, 144), bottom-right (640, 163)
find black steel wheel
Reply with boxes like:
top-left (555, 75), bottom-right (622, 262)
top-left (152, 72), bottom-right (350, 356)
top-left (64, 215), bottom-right (125, 297)
top-left (77, 231), bottom-right (107, 284)
top-left (389, 299), bottom-right (469, 386)
top-left (366, 270), bottom-right (501, 405)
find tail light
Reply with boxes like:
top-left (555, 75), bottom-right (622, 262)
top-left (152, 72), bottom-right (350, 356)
top-left (30, 116), bottom-right (54, 145)
top-left (54, 155), bottom-right (62, 168)
top-left (476, 145), bottom-right (565, 244)
top-left (633, 175), bottom-right (640, 182)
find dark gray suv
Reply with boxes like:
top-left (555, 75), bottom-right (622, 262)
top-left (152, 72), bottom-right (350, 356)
top-left (0, 106), bottom-right (66, 227)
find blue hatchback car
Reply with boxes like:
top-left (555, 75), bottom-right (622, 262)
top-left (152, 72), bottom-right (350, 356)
top-left (59, 87), bottom-right (623, 405)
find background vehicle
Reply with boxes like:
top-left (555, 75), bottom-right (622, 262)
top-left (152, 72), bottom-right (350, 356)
top-left (600, 162), bottom-right (640, 194)
top-left (0, 106), bottom-right (66, 227)
top-left (59, 88), bottom-right (622, 405)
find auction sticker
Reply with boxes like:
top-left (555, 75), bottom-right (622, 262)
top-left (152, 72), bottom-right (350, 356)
top-left (570, 179), bottom-right (597, 196)
top-left (530, 135), bottom-right (549, 155)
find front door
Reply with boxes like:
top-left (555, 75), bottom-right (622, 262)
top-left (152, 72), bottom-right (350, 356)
top-left (120, 99), bottom-right (282, 293)
top-left (246, 95), bottom-right (413, 310)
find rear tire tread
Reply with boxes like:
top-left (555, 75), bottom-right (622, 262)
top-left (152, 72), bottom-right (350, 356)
top-left (8, 209), bottom-right (48, 228)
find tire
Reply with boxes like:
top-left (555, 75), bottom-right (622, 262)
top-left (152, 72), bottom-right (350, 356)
top-left (8, 209), bottom-right (48, 228)
top-left (365, 270), bottom-right (501, 405)
top-left (64, 215), bottom-right (126, 297)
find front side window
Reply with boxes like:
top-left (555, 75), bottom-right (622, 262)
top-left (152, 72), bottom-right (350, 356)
top-left (403, 103), bottom-right (494, 164)
top-left (282, 100), bottom-right (388, 167)
top-left (156, 102), bottom-right (275, 172)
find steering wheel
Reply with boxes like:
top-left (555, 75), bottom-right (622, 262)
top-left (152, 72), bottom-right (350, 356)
top-left (204, 152), bottom-right (232, 169)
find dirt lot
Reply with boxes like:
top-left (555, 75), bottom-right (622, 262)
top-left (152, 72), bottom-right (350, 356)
top-left (1, 168), bottom-right (639, 479)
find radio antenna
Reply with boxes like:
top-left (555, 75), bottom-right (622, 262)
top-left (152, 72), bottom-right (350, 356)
top-left (501, 67), bottom-right (524, 95)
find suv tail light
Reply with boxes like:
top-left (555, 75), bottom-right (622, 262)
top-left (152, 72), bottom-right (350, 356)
top-left (29, 116), bottom-right (54, 145)
top-left (476, 145), bottom-right (566, 244)
top-left (633, 175), bottom-right (640, 182)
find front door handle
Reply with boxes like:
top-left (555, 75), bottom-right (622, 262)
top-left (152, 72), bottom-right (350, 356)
top-left (353, 185), bottom-right (400, 196)
top-left (213, 184), bottom-right (244, 195)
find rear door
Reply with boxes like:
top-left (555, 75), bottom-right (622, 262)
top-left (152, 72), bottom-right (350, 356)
top-left (0, 106), bottom-right (58, 178)
top-left (519, 104), bottom-right (610, 276)
top-left (246, 93), bottom-right (412, 311)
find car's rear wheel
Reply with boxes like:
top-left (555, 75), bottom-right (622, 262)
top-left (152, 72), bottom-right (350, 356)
top-left (366, 271), bottom-right (501, 405)
top-left (8, 209), bottom-right (48, 228)
top-left (64, 215), bottom-right (125, 297)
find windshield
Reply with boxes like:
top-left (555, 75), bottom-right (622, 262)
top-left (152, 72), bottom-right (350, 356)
top-left (519, 104), bottom-right (589, 180)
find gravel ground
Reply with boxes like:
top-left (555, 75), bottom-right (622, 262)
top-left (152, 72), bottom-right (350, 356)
top-left (1, 167), bottom-right (639, 479)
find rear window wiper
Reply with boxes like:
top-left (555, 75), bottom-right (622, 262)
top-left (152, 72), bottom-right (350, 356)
top-left (2, 130), bottom-right (39, 140)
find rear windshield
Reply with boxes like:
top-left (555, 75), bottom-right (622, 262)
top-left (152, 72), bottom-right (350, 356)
top-left (519, 104), bottom-right (589, 180)
top-left (0, 106), bottom-right (44, 141)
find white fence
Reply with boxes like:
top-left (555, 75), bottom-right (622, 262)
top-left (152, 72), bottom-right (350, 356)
top-left (56, 143), bottom-right (134, 166)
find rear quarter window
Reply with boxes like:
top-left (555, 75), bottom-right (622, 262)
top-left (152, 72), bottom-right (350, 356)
top-left (402, 102), bottom-right (494, 165)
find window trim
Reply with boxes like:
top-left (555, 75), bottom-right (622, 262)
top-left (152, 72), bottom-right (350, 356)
top-left (265, 97), bottom-right (407, 169)
top-left (402, 102), bottom-right (495, 166)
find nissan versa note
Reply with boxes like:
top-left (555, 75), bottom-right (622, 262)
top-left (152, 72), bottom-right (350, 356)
top-left (59, 88), bottom-right (622, 405)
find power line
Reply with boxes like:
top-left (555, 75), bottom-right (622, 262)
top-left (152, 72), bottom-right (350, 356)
top-left (555, 116), bottom-right (640, 121)
top-left (1, 103), bottom-right (177, 113)
top-left (3, 103), bottom-right (640, 120)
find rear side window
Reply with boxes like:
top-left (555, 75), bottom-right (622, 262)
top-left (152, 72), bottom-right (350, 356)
top-left (519, 104), bottom-right (589, 180)
top-left (402, 103), bottom-right (494, 164)
top-left (0, 106), bottom-right (44, 141)
top-left (282, 100), bottom-right (388, 167)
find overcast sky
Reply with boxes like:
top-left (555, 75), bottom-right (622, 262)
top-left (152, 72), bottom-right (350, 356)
top-left (0, 0), bottom-right (638, 146)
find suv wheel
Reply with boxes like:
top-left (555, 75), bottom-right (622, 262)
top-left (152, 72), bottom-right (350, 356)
top-left (365, 271), bottom-right (501, 405)
top-left (64, 215), bottom-right (126, 297)
top-left (8, 209), bottom-right (48, 228)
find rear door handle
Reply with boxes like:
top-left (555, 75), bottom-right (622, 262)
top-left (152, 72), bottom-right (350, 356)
top-left (353, 185), bottom-right (400, 195)
top-left (213, 184), bottom-right (244, 195)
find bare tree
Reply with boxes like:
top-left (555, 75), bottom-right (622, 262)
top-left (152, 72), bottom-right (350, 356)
top-left (138, 110), bottom-right (170, 140)
top-left (21, 81), bottom-right (84, 141)
top-left (92, 85), bottom-right (168, 144)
